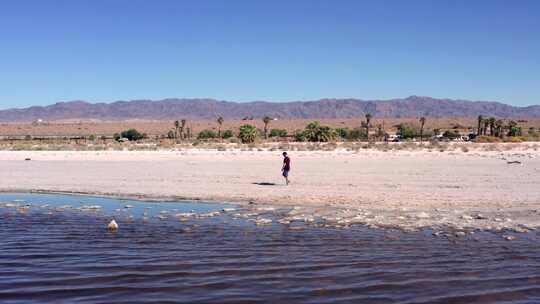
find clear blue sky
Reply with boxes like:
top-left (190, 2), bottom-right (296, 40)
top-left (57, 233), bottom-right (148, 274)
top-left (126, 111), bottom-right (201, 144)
top-left (1, 0), bottom-right (539, 109)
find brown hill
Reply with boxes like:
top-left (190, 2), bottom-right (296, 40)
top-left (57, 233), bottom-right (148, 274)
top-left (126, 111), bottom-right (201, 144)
top-left (1, 96), bottom-right (539, 122)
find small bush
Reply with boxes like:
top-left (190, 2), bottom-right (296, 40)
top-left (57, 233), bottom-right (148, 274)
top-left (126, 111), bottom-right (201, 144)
top-left (119, 129), bottom-right (144, 141)
top-left (335, 128), bottom-right (349, 139)
top-left (397, 124), bottom-right (418, 139)
top-left (269, 128), bottom-right (287, 137)
top-left (347, 128), bottom-right (367, 141)
top-left (197, 129), bottom-right (218, 139)
top-left (222, 130), bottom-right (234, 139)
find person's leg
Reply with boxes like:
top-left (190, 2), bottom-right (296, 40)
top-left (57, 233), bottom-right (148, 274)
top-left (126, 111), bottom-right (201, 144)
top-left (283, 170), bottom-right (290, 185)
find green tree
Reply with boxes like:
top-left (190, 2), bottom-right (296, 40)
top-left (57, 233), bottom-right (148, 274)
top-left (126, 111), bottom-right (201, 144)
top-left (120, 129), bottom-right (144, 141)
top-left (507, 120), bottom-right (521, 137)
top-left (238, 124), bottom-right (259, 143)
top-left (262, 116), bottom-right (272, 139)
top-left (397, 123), bottom-right (418, 140)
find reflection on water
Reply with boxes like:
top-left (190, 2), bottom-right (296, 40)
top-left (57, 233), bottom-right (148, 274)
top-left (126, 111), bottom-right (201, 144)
top-left (1, 193), bottom-right (540, 304)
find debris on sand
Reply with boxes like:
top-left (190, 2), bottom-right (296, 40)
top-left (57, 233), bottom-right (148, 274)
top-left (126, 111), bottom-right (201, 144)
top-left (507, 161), bottom-right (522, 165)
top-left (107, 219), bottom-right (118, 231)
top-left (416, 212), bottom-right (430, 219)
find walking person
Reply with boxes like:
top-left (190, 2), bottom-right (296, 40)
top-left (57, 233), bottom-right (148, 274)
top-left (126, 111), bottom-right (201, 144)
top-left (281, 152), bottom-right (291, 185)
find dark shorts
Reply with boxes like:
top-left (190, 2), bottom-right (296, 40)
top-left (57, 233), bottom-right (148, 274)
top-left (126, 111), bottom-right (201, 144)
top-left (282, 170), bottom-right (289, 177)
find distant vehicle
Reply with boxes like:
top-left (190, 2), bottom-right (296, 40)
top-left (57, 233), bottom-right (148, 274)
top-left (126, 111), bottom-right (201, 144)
top-left (387, 134), bottom-right (401, 142)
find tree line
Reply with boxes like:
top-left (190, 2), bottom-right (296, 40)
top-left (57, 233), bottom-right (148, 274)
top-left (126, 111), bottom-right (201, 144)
top-left (112, 114), bottom-right (535, 143)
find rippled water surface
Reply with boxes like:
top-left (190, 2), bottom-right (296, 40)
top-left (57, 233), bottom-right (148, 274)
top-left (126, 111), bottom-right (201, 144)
top-left (1, 193), bottom-right (540, 303)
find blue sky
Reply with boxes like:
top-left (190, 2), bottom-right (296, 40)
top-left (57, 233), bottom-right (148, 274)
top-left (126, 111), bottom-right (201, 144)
top-left (1, 0), bottom-right (539, 109)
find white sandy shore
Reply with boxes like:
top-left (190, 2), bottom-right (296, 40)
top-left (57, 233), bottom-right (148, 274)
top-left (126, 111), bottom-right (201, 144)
top-left (1, 148), bottom-right (540, 231)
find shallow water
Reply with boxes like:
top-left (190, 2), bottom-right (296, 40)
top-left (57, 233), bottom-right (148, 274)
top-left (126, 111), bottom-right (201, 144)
top-left (1, 193), bottom-right (540, 303)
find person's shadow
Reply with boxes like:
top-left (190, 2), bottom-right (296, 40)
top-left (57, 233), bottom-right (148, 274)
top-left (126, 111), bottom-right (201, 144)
top-left (252, 182), bottom-right (277, 186)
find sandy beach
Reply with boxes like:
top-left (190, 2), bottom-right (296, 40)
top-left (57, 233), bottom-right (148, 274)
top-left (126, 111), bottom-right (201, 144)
top-left (1, 147), bottom-right (540, 231)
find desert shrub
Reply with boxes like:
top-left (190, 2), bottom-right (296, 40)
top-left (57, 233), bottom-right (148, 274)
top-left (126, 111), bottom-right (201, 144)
top-left (269, 128), bottom-right (287, 138)
top-left (294, 130), bottom-right (306, 142)
top-left (397, 124), bottom-right (418, 139)
top-left (238, 124), bottom-right (259, 143)
top-left (167, 130), bottom-right (175, 139)
top-left (507, 126), bottom-right (522, 137)
top-left (335, 128), bottom-right (349, 139)
top-left (222, 129), bottom-right (234, 139)
top-left (88, 134), bottom-right (96, 141)
top-left (347, 128), bottom-right (367, 141)
top-left (197, 129), bottom-right (217, 139)
top-left (504, 136), bottom-right (525, 143)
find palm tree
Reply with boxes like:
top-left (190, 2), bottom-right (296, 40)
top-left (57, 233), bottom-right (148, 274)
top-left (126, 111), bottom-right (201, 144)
top-left (419, 117), bottom-right (426, 142)
top-left (483, 119), bottom-right (489, 136)
top-left (365, 113), bottom-right (372, 140)
top-left (303, 121), bottom-right (336, 142)
top-left (495, 119), bottom-right (504, 138)
top-left (180, 119), bottom-right (186, 140)
top-left (262, 116), bottom-right (272, 139)
top-left (239, 124), bottom-right (259, 143)
top-left (174, 120), bottom-right (180, 140)
top-left (488, 117), bottom-right (496, 136)
top-left (217, 116), bottom-right (224, 138)
top-left (477, 115), bottom-right (483, 136)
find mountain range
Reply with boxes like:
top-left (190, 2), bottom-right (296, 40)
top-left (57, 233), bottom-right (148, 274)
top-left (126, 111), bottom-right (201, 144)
top-left (1, 96), bottom-right (539, 122)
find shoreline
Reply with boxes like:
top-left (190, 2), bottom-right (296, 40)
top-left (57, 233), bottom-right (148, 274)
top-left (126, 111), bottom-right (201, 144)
top-left (1, 148), bottom-right (540, 232)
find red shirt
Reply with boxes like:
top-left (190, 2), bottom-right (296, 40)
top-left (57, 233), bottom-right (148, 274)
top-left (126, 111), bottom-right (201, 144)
top-left (283, 156), bottom-right (291, 170)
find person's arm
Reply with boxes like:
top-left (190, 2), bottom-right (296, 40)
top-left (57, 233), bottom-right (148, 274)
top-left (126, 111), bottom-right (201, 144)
top-left (281, 159), bottom-right (286, 171)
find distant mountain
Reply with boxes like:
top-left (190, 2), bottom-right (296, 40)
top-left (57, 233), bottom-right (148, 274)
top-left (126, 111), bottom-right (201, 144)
top-left (1, 96), bottom-right (539, 122)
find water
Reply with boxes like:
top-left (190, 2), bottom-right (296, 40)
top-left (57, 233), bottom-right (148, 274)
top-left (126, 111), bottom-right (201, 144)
top-left (1, 193), bottom-right (540, 303)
